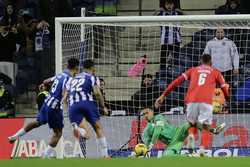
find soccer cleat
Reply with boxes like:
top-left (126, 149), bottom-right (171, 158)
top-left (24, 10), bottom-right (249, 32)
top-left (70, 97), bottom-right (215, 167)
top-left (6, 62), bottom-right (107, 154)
top-left (199, 146), bottom-right (206, 157)
top-left (188, 152), bottom-right (200, 157)
top-left (103, 156), bottom-right (112, 159)
top-left (41, 148), bottom-right (55, 159)
top-left (213, 123), bottom-right (226, 135)
top-left (41, 152), bottom-right (52, 159)
top-left (8, 136), bottom-right (17, 143)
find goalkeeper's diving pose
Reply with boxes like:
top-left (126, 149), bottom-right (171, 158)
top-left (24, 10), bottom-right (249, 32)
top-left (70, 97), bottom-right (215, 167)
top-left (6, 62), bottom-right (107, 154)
top-left (142, 107), bottom-right (191, 156)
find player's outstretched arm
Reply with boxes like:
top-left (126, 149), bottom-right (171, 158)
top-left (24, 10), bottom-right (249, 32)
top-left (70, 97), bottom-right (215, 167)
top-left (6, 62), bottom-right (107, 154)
top-left (143, 126), bottom-right (151, 147)
top-left (93, 85), bottom-right (108, 115)
top-left (155, 74), bottom-right (185, 108)
top-left (216, 71), bottom-right (230, 100)
top-left (148, 116), bottom-right (165, 150)
top-left (39, 77), bottom-right (55, 90)
top-left (62, 90), bottom-right (69, 112)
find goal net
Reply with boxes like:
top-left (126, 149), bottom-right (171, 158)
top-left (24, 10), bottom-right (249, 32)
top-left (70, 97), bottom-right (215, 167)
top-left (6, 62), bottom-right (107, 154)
top-left (55, 15), bottom-right (250, 157)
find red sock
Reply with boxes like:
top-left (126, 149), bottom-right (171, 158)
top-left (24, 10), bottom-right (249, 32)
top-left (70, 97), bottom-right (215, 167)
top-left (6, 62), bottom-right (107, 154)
top-left (188, 127), bottom-right (198, 136)
top-left (201, 129), bottom-right (213, 149)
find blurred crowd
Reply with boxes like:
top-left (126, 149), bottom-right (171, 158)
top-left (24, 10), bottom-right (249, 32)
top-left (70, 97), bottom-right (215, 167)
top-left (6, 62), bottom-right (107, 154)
top-left (0, 0), bottom-right (117, 117)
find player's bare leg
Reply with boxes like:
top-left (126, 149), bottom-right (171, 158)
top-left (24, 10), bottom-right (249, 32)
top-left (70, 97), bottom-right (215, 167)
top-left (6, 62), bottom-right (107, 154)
top-left (92, 120), bottom-right (109, 158)
top-left (195, 122), bottom-right (226, 156)
top-left (8, 121), bottom-right (42, 143)
top-left (187, 126), bottom-right (197, 154)
top-left (72, 119), bottom-right (91, 139)
top-left (72, 119), bottom-right (91, 158)
top-left (43, 128), bottom-right (62, 158)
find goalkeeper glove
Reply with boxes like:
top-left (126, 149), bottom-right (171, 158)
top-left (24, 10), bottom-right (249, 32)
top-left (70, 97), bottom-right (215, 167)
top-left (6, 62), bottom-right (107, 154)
top-left (148, 143), bottom-right (154, 151)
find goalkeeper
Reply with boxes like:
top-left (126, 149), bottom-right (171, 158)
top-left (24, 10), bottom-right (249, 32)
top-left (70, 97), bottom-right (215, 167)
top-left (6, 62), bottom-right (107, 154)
top-left (142, 107), bottom-right (190, 156)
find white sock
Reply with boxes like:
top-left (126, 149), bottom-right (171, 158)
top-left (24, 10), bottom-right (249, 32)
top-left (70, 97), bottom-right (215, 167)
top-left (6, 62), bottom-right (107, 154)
top-left (78, 127), bottom-right (87, 138)
top-left (73, 123), bottom-right (87, 138)
top-left (43, 145), bottom-right (54, 157)
top-left (97, 137), bottom-right (108, 157)
top-left (12, 128), bottom-right (26, 138)
top-left (187, 134), bottom-right (195, 150)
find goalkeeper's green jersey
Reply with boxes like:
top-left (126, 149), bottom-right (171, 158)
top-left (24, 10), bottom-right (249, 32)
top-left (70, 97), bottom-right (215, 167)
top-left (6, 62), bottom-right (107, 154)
top-left (143, 114), bottom-right (178, 147)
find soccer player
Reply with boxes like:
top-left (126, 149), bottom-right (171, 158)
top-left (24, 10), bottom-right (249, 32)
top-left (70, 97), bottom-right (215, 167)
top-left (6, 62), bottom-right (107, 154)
top-left (67, 59), bottom-right (109, 158)
top-left (155, 54), bottom-right (229, 154)
top-left (37, 83), bottom-right (50, 110)
top-left (142, 107), bottom-right (190, 156)
top-left (8, 58), bottom-right (79, 158)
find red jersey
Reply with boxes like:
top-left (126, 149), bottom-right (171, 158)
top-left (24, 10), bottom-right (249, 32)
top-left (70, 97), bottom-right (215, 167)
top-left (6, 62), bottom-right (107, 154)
top-left (162, 65), bottom-right (229, 104)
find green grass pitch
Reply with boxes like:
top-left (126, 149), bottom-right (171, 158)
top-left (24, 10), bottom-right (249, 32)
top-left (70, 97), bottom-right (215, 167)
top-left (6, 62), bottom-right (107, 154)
top-left (1, 157), bottom-right (250, 167)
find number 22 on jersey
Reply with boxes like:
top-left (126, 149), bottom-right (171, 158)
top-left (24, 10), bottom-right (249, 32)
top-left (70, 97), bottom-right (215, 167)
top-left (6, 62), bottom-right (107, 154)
top-left (71, 78), bottom-right (85, 92)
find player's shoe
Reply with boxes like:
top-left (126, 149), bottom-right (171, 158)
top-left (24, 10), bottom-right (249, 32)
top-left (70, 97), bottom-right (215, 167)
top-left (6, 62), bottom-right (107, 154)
top-left (103, 156), bottom-right (112, 159)
top-left (41, 149), bottom-right (56, 159)
top-left (72, 123), bottom-right (88, 139)
top-left (188, 152), bottom-right (200, 157)
top-left (212, 123), bottom-right (226, 135)
top-left (8, 136), bottom-right (18, 143)
top-left (199, 146), bottom-right (206, 157)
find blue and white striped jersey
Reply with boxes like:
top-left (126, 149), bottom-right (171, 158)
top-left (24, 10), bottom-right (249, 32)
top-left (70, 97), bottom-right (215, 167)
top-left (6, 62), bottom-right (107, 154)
top-left (44, 69), bottom-right (72, 109)
top-left (159, 10), bottom-right (182, 45)
top-left (68, 72), bottom-right (99, 106)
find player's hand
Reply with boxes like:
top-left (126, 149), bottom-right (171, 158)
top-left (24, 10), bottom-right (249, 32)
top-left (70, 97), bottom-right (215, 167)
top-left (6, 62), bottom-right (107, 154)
top-left (103, 107), bottom-right (109, 116)
top-left (147, 143), bottom-right (154, 151)
top-left (233, 69), bottom-right (239, 75)
top-left (10, 27), bottom-right (17, 34)
top-left (155, 95), bottom-right (165, 109)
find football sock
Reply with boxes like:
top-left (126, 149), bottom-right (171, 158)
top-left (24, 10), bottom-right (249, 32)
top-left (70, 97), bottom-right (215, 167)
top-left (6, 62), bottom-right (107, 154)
top-left (12, 128), bottom-right (26, 139)
top-left (43, 145), bottom-right (54, 158)
top-left (97, 137), bottom-right (108, 157)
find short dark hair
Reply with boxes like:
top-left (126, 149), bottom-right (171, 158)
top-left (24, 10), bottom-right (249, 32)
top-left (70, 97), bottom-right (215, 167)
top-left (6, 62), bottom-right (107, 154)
top-left (99, 78), bottom-right (105, 83)
top-left (167, 0), bottom-right (175, 3)
top-left (164, 0), bottom-right (175, 5)
top-left (143, 74), bottom-right (153, 79)
top-left (83, 59), bottom-right (95, 69)
top-left (67, 58), bottom-right (79, 69)
top-left (201, 54), bottom-right (212, 64)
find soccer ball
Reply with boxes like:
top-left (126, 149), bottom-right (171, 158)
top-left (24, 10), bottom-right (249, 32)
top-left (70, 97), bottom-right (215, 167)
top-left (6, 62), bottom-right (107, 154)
top-left (134, 143), bottom-right (148, 157)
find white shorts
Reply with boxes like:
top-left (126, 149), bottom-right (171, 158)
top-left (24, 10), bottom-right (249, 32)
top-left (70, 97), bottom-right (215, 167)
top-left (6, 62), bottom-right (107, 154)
top-left (186, 103), bottom-right (213, 125)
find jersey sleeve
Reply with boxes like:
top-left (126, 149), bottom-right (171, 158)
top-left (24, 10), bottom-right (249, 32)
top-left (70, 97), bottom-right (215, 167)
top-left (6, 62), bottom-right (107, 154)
top-left (216, 71), bottom-right (226, 88)
top-left (203, 41), bottom-right (211, 55)
top-left (216, 71), bottom-right (229, 98)
top-left (231, 41), bottom-right (239, 70)
top-left (43, 76), bottom-right (56, 85)
top-left (182, 68), bottom-right (193, 81)
top-left (50, 76), bottom-right (56, 82)
top-left (65, 77), bottom-right (73, 92)
top-left (143, 125), bottom-right (152, 147)
top-left (90, 75), bottom-right (97, 87)
top-left (36, 94), bottom-right (46, 110)
top-left (149, 115), bottom-right (165, 146)
top-left (162, 69), bottom-right (189, 97)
